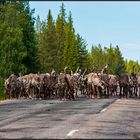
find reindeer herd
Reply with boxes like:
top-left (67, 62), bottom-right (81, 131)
top-left (4, 65), bottom-right (140, 101)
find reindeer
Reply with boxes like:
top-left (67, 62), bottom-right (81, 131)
top-left (5, 74), bottom-right (21, 99)
top-left (119, 74), bottom-right (130, 98)
top-left (86, 68), bottom-right (106, 99)
top-left (97, 64), bottom-right (112, 97)
top-left (77, 68), bottom-right (88, 95)
top-left (108, 74), bottom-right (118, 96)
top-left (56, 67), bottom-right (74, 100)
top-left (137, 74), bottom-right (140, 98)
top-left (128, 66), bottom-right (139, 98)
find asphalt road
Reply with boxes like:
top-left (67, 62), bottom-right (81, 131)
top-left (0, 96), bottom-right (139, 139)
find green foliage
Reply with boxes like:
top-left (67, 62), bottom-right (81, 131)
top-left (0, 77), bottom-right (5, 100)
top-left (55, 3), bottom-right (66, 72)
top-left (0, 0), bottom-right (40, 78)
top-left (63, 11), bottom-right (79, 71)
top-left (125, 59), bottom-right (140, 74)
top-left (0, 1), bottom-right (27, 78)
top-left (104, 44), bottom-right (125, 75)
top-left (90, 44), bottom-right (125, 75)
top-left (68, 35), bottom-right (79, 71)
top-left (91, 44), bottom-right (105, 69)
top-left (113, 45), bottom-right (125, 75)
top-left (1, 0), bottom-right (139, 91)
top-left (76, 33), bottom-right (89, 70)
top-left (18, 0), bottom-right (40, 74)
top-left (35, 3), bottom-right (129, 75)
top-left (37, 9), bottom-right (57, 73)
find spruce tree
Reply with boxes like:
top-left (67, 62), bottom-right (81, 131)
top-left (114, 45), bottom-right (125, 75)
top-left (17, 0), bottom-right (40, 74)
top-left (37, 9), bottom-right (57, 72)
top-left (91, 44), bottom-right (104, 69)
top-left (125, 59), bottom-right (140, 74)
top-left (55, 3), bottom-right (66, 72)
top-left (0, 1), bottom-right (27, 78)
top-left (76, 33), bottom-right (89, 70)
top-left (63, 11), bottom-right (79, 71)
top-left (105, 44), bottom-right (114, 74)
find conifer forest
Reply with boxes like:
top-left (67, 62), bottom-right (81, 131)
top-left (0, 1), bottom-right (140, 100)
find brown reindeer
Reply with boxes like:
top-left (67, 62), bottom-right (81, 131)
top-left (108, 74), bottom-right (118, 96)
top-left (86, 71), bottom-right (105, 99)
top-left (119, 74), bottom-right (130, 98)
top-left (129, 66), bottom-right (139, 97)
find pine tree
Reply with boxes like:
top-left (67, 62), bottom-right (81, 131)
top-left (125, 59), bottom-right (140, 74)
top-left (46, 9), bottom-right (57, 72)
top-left (69, 34), bottom-right (79, 71)
top-left (90, 44), bottom-right (125, 75)
top-left (91, 44), bottom-right (104, 69)
top-left (37, 9), bottom-right (57, 72)
top-left (76, 33), bottom-right (89, 70)
top-left (105, 44), bottom-right (114, 74)
top-left (103, 44), bottom-right (125, 75)
top-left (55, 3), bottom-right (66, 72)
top-left (0, 1), bottom-right (27, 78)
top-left (17, 0), bottom-right (40, 74)
top-left (113, 45), bottom-right (125, 75)
top-left (37, 24), bottom-right (47, 72)
top-left (63, 22), bottom-right (70, 67)
top-left (63, 11), bottom-right (73, 68)
top-left (63, 11), bottom-right (79, 71)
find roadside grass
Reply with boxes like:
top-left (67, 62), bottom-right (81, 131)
top-left (0, 88), bottom-right (6, 101)
top-left (0, 92), bottom-right (6, 101)
top-left (0, 77), bottom-right (6, 101)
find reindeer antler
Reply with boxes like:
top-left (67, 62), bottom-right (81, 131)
top-left (71, 70), bottom-right (73, 76)
top-left (51, 69), bottom-right (56, 75)
top-left (79, 68), bottom-right (82, 75)
top-left (101, 64), bottom-right (108, 74)
top-left (64, 66), bottom-right (68, 75)
top-left (75, 66), bottom-right (79, 73)
top-left (82, 68), bottom-right (87, 78)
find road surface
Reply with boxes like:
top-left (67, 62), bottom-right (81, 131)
top-left (0, 96), bottom-right (139, 139)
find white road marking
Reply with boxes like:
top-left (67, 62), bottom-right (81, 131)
top-left (67, 129), bottom-right (79, 137)
top-left (100, 99), bottom-right (120, 113)
top-left (100, 108), bottom-right (107, 113)
top-left (116, 99), bottom-right (120, 102)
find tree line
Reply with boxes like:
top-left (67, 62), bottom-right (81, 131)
top-left (0, 1), bottom-right (140, 99)
top-left (35, 4), bottom-right (90, 73)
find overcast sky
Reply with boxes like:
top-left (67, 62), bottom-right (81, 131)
top-left (30, 1), bottom-right (140, 63)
